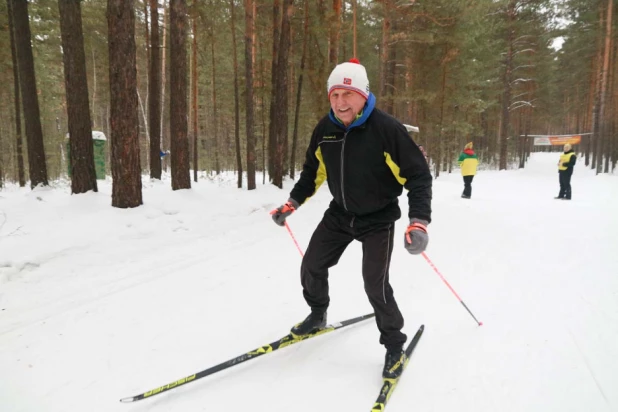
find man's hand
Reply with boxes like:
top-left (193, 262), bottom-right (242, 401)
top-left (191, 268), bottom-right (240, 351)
top-left (404, 218), bottom-right (429, 254)
top-left (270, 199), bottom-right (300, 226)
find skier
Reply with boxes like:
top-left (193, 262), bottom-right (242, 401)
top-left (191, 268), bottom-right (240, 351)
top-left (555, 143), bottom-right (576, 200)
top-left (270, 58), bottom-right (432, 379)
top-left (457, 142), bottom-right (478, 199)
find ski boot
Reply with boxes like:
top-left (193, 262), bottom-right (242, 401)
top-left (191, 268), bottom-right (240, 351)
top-left (291, 312), bottom-right (327, 336)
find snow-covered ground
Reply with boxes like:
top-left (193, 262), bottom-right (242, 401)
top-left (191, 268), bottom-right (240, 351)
top-left (1, 153), bottom-right (617, 412)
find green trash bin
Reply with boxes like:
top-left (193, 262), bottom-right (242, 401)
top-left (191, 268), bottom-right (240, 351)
top-left (66, 131), bottom-right (107, 180)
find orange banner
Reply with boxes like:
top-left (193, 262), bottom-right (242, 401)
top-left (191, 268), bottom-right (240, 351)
top-left (533, 135), bottom-right (582, 146)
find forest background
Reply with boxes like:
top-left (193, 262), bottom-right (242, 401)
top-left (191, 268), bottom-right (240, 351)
top-left (0, 0), bottom-right (616, 207)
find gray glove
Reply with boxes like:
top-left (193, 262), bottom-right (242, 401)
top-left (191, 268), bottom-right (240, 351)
top-left (404, 218), bottom-right (429, 254)
top-left (270, 198), bottom-right (300, 226)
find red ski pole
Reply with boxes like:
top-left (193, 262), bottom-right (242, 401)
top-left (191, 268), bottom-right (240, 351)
top-left (284, 221), bottom-right (304, 258)
top-left (421, 252), bottom-right (483, 326)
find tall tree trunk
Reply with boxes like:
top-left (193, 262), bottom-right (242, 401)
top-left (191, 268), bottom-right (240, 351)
top-left (59, 0), bottom-right (98, 194)
top-left (161, 2), bottom-right (169, 171)
top-left (352, 0), bottom-right (357, 58)
top-left (517, 109), bottom-right (524, 168)
top-left (6, 0), bottom-right (25, 187)
top-left (169, 0), bottom-right (191, 189)
top-left (572, 96), bottom-right (578, 134)
top-left (209, 4), bottom-right (220, 175)
top-left (603, 11), bottom-right (615, 174)
top-left (142, 6), bottom-right (150, 150)
top-left (12, 0), bottom-right (48, 188)
top-left (252, 0), bottom-right (260, 183)
top-left (142, 0), bottom-right (150, 162)
top-left (231, 0), bottom-right (243, 188)
top-left (520, 103), bottom-right (532, 169)
top-left (499, 0), bottom-right (516, 171)
top-left (585, 57), bottom-right (596, 166)
top-left (329, 0), bottom-right (342, 66)
top-left (606, 27), bottom-right (618, 173)
top-left (268, 0), bottom-right (281, 180)
top-left (271, 0), bottom-right (293, 188)
top-left (149, 0), bottom-right (162, 179)
top-left (260, 33), bottom-right (267, 184)
top-left (383, 2), bottom-right (398, 115)
top-left (383, 28), bottom-right (397, 115)
top-left (591, 5), bottom-right (604, 170)
top-left (91, 48), bottom-right (98, 129)
top-left (435, 57), bottom-right (447, 178)
top-left (191, 13), bottom-right (198, 182)
top-left (135, 7), bottom-right (150, 158)
top-left (405, 53), bottom-right (418, 125)
top-left (480, 110), bottom-right (489, 157)
top-left (290, 0), bottom-right (309, 180)
top-left (596, 0), bottom-right (612, 174)
top-left (379, 1), bottom-right (391, 101)
top-left (245, 0), bottom-right (256, 190)
top-left (107, 0), bottom-right (143, 207)
top-left (144, 0), bottom-right (150, 83)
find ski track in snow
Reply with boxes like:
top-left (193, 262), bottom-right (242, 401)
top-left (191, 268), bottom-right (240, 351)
top-left (566, 327), bottom-right (611, 408)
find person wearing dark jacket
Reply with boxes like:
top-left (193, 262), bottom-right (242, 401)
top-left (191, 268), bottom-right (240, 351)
top-left (271, 58), bottom-right (432, 380)
top-left (556, 143), bottom-right (576, 200)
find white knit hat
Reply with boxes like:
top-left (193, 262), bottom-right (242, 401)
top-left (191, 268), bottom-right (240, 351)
top-left (327, 58), bottom-right (370, 99)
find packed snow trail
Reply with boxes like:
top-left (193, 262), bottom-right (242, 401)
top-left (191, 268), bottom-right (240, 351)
top-left (0, 153), bottom-right (616, 412)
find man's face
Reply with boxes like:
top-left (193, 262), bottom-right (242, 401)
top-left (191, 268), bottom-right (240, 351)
top-left (329, 89), bottom-right (367, 126)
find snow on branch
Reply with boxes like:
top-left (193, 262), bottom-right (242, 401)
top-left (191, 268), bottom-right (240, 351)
top-left (510, 78), bottom-right (535, 85)
top-left (513, 48), bottom-right (536, 56)
top-left (513, 64), bottom-right (536, 71)
top-left (509, 101), bottom-right (535, 111)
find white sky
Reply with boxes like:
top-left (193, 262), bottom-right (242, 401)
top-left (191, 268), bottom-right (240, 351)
top-left (1, 153), bottom-right (617, 412)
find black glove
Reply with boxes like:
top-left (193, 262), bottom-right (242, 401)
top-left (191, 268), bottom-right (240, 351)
top-left (404, 218), bottom-right (429, 254)
top-left (270, 199), bottom-right (300, 226)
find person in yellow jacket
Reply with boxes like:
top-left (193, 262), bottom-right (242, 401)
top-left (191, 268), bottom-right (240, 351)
top-left (556, 143), bottom-right (576, 200)
top-left (458, 142), bottom-right (478, 199)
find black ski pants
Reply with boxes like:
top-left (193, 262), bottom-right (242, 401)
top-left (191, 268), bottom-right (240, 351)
top-left (463, 175), bottom-right (474, 197)
top-left (558, 171), bottom-right (572, 199)
top-left (300, 208), bottom-right (407, 350)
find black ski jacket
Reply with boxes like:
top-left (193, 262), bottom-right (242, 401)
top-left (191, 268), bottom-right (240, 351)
top-left (290, 95), bottom-right (432, 223)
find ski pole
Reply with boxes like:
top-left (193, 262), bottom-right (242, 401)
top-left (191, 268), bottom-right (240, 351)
top-left (284, 221), bottom-right (304, 257)
top-left (421, 252), bottom-right (483, 326)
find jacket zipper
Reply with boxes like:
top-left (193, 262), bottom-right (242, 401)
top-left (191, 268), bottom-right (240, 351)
top-left (341, 131), bottom-right (348, 211)
top-left (341, 130), bottom-right (354, 228)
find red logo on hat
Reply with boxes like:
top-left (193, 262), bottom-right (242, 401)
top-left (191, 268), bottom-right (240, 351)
top-left (343, 78), bottom-right (352, 85)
